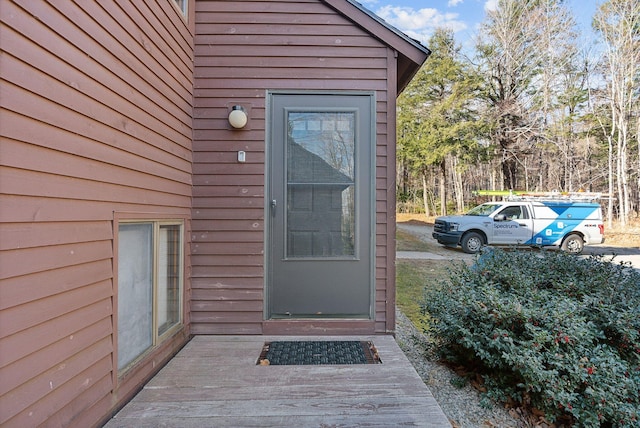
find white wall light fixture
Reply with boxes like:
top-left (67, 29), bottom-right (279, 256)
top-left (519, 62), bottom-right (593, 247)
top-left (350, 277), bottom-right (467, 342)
top-left (228, 105), bottom-right (248, 129)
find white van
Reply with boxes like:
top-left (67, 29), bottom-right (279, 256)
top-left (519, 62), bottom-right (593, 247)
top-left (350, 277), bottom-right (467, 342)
top-left (432, 196), bottom-right (604, 254)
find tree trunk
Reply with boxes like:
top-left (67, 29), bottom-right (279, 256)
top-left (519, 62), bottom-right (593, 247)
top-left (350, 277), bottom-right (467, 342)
top-left (422, 172), bottom-right (430, 217)
top-left (452, 157), bottom-right (465, 212)
top-left (439, 160), bottom-right (447, 216)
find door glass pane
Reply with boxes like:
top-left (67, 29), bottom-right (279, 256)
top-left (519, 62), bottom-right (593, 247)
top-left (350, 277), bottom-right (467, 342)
top-left (117, 223), bottom-right (153, 369)
top-left (158, 224), bottom-right (182, 336)
top-left (286, 111), bottom-right (356, 258)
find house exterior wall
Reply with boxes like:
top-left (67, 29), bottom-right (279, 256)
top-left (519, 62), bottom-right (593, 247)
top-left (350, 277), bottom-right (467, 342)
top-left (191, 0), bottom-right (399, 335)
top-left (0, 1), bottom-right (194, 426)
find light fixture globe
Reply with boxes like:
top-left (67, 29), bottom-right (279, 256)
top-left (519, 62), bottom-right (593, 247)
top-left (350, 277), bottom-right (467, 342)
top-left (228, 105), bottom-right (248, 129)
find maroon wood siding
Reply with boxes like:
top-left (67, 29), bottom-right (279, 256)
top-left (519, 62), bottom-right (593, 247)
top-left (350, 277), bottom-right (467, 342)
top-left (191, 0), bottom-right (407, 335)
top-left (0, 1), bottom-right (194, 426)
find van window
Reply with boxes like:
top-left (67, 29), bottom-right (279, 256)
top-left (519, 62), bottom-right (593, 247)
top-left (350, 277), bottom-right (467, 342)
top-left (498, 206), bottom-right (524, 220)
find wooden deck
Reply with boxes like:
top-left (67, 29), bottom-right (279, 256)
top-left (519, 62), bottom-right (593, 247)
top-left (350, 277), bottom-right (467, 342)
top-left (104, 335), bottom-right (451, 427)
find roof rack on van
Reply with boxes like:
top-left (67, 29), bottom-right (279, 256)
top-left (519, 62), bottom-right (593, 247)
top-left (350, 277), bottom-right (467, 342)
top-left (473, 190), bottom-right (603, 202)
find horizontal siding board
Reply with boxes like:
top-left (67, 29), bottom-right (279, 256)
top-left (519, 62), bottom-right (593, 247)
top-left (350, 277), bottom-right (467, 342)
top-left (2, 167), bottom-right (191, 208)
top-left (197, 34), bottom-right (384, 48)
top-left (191, 266), bottom-right (264, 278)
top-left (191, 289), bottom-right (263, 301)
top-left (190, 323), bottom-right (263, 335)
top-left (191, 300), bottom-right (263, 312)
top-left (1, 337), bottom-right (112, 424)
top-left (0, 317), bottom-right (112, 396)
top-left (195, 66), bottom-right (386, 80)
top-left (191, 243), bottom-right (264, 256)
top-left (196, 1), bottom-right (329, 14)
top-left (197, 22), bottom-right (361, 36)
top-left (38, 0), bottom-right (192, 115)
top-left (191, 254), bottom-right (264, 266)
top-left (142, 0), bottom-right (195, 55)
top-left (192, 163), bottom-right (264, 175)
top-left (191, 175), bottom-right (265, 187)
top-left (3, 66), bottom-right (192, 167)
top-left (192, 208), bottom-right (265, 221)
top-left (2, 111), bottom-right (192, 183)
top-left (192, 151), bottom-right (266, 164)
top-left (45, 373), bottom-right (113, 428)
top-left (97, 0), bottom-right (193, 87)
top-left (191, 277), bottom-right (265, 289)
top-left (2, 84), bottom-right (192, 174)
top-left (194, 78), bottom-right (386, 91)
top-left (190, 230), bottom-right (264, 243)
top-left (0, 298), bottom-right (112, 368)
top-left (196, 55), bottom-right (387, 68)
top-left (2, 139), bottom-right (191, 196)
top-left (0, 280), bottom-right (112, 338)
top-left (4, 3), bottom-right (192, 142)
top-left (195, 44), bottom-right (387, 58)
top-left (4, 357), bottom-right (113, 428)
top-left (0, 240), bottom-right (112, 281)
top-left (192, 197), bottom-right (264, 210)
top-left (0, 195), bottom-right (191, 223)
top-left (0, 221), bottom-right (112, 251)
top-left (192, 135), bottom-right (266, 149)
top-left (190, 311), bottom-right (264, 324)
top-left (191, 219), bottom-right (264, 231)
top-left (192, 186), bottom-right (264, 198)
top-left (0, 260), bottom-right (113, 311)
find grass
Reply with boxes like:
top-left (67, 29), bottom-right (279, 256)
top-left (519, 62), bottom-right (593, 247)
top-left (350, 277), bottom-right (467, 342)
top-left (396, 225), bottom-right (470, 332)
top-left (396, 226), bottom-right (456, 332)
top-left (396, 259), bottom-right (443, 332)
top-left (396, 229), bottom-right (432, 252)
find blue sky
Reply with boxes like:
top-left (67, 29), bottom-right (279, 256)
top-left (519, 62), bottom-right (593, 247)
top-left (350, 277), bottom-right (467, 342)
top-left (357, 0), bottom-right (599, 47)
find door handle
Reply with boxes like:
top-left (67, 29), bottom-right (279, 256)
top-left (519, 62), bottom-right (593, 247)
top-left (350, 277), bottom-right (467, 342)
top-left (271, 199), bottom-right (276, 215)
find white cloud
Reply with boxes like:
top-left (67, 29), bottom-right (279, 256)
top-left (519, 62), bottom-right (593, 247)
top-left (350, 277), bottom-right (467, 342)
top-left (375, 5), bottom-right (467, 43)
top-left (448, 0), bottom-right (464, 6)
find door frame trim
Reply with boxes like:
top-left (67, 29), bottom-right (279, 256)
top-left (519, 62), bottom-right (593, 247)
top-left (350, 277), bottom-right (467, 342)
top-left (264, 90), bottom-right (377, 321)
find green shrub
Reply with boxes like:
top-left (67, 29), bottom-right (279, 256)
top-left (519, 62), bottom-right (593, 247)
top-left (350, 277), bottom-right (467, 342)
top-left (422, 249), bottom-right (640, 427)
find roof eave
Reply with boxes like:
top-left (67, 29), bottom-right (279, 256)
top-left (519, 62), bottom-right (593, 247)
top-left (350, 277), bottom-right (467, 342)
top-left (321, 0), bottom-right (431, 92)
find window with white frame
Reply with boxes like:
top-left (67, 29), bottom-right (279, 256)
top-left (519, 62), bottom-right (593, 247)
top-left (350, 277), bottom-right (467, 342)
top-left (117, 221), bottom-right (183, 372)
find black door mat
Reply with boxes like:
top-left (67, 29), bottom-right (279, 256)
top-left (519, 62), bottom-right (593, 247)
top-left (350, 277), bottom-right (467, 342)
top-left (257, 340), bottom-right (381, 365)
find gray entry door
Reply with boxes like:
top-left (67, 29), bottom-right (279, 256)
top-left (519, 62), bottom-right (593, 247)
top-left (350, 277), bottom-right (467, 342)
top-left (267, 93), bottom-right (374, 319)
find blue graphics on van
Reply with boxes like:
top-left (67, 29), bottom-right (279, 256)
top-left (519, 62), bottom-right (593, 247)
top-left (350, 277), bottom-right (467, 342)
top-left (528, 203), bottom-right (600, 245)
top-left (542, 202), bottom-right (600, 219)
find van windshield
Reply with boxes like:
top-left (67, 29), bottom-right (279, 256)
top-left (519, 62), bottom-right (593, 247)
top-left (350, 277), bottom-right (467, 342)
top-left (466, 204), bottom-right (501, 216)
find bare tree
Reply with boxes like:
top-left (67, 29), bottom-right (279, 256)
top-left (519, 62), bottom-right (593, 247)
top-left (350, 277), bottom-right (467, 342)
top-left (593, 0), bottom-right (640, 225)
top-left (475, 0), bottom-right (545, 190)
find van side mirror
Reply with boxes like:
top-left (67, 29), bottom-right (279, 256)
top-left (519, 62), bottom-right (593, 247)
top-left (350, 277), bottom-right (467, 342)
top-left (494, 214), bottom-right (506, 221)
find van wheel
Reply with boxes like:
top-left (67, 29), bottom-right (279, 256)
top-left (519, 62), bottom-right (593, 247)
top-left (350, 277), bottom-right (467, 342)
top-left (561, 234), bottom-right (584, 254)
top-left (461, 232), bottom-right (484, 254)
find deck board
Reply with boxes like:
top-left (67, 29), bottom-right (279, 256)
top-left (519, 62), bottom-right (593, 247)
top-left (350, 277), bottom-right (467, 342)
top-left (104, 335), bottom-right (451, 427)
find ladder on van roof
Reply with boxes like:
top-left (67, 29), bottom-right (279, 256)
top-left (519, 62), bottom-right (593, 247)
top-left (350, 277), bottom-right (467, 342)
top-left (473, 190), bottom-right (604, 203)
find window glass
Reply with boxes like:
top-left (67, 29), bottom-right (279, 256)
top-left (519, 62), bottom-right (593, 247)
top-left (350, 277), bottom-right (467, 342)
top-left (499, 206), bottom-right (522, 220)
top-left (117, 221), bottom-right (183, 372)
top-left (117, 223), bottom-right (153, 369)
top-left (158, 224), bottom-right (181, 336)
top-left (286, 111), bottom-right (356, 258)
